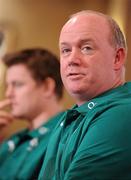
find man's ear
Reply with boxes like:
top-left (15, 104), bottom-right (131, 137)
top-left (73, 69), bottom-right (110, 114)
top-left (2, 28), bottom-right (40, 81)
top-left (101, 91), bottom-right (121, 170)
top-left (114, 48), bottom-right (126, 70)
top-left (42, 77), bottom-right (55, 97)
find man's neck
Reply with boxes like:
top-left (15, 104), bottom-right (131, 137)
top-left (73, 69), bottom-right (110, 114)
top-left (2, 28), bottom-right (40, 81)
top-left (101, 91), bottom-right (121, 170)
top-left (29, 103), bottom-right (63, 130)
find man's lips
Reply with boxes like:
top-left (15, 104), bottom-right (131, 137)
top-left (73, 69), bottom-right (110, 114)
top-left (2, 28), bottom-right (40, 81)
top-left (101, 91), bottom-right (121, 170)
top-left (67, 71), bottom-right (85, 75)
top-left (67, 73), bottom-right (85, 79)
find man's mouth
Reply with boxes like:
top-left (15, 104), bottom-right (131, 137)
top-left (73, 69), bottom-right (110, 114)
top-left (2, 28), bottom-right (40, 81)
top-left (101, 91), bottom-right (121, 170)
top-left (67, 73), bottom-right (84, 79)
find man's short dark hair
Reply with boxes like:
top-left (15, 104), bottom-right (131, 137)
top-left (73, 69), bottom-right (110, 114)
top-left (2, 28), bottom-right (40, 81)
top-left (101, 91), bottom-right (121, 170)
top-left (2, 48), bottom-right (63, 100)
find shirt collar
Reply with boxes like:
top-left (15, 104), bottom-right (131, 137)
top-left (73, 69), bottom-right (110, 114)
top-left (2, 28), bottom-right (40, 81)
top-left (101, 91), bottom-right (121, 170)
top-left (70, 82), bottom-right (131, 114)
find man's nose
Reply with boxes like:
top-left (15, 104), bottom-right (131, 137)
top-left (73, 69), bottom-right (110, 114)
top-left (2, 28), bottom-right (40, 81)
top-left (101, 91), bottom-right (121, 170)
top-left (5, 86), bottom-right (13, 98)
top-left (68, 49), bottom-right (81, 66)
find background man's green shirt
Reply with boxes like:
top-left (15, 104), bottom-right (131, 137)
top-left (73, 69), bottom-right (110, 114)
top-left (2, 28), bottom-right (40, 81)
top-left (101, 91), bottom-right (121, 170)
top-left (0, 112), bottom-right (64, 180)
top-left (39, 82), bottom-right (131, 180)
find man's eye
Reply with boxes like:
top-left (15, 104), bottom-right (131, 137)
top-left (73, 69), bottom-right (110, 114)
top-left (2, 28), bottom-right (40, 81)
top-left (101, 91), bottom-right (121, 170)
top-left (81, 46), bottom-right (93, 54)
top-left (61, 48), bottom-right (71, 54)
top-left (82, 46), bottom-right (92, 53)
top-left (13, 82), bottom-right (24, 87)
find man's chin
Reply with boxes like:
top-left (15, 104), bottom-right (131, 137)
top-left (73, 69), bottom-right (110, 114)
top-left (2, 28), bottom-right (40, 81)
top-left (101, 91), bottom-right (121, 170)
top-left (69, 89), bottom-right (87, 100)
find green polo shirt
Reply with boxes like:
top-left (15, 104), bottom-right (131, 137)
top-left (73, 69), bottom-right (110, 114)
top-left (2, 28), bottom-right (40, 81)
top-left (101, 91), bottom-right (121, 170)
top-left (39, 82), bottom-right (131, 180)
top-left (0, 112), bottom-right (64, 180)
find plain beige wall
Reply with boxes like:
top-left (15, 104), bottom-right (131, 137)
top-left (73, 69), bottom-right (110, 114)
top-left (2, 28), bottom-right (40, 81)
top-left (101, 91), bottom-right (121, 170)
top-left (0, 0), bottom-right (130, 138)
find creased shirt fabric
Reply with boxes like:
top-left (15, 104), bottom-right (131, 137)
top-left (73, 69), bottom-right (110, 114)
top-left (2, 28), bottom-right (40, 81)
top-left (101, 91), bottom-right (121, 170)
top-left (0, 112), bottom-right (64, 180)
top-left (39, 82), bottom-right (131, 180)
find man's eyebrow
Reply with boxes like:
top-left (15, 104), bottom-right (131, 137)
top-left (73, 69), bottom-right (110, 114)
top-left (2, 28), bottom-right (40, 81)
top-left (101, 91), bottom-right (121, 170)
top-left (79, 38), bottom-right (94, 43)
top-left (59, 42), bottom-right (69, 46)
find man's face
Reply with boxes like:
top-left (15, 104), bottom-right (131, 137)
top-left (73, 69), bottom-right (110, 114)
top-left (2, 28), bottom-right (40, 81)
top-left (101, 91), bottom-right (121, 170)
top-left (59, 14), bottom-right (119, 105)
top-left (5, 64), bottom-right (44, 120)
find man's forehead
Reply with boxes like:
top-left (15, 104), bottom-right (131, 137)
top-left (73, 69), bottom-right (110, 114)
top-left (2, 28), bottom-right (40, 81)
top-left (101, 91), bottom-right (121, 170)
top-left (60, 14), bottom-right (110, 43)
top-left (62, 14), bottom-right (108, 31)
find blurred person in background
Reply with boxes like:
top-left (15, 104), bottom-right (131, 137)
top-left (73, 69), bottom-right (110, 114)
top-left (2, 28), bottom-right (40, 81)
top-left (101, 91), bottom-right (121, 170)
top-left (0, 48), bottom-right (64, 179)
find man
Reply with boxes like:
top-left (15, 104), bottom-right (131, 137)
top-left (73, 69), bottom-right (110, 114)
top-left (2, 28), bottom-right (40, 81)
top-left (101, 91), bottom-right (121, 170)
top-left (0, 48), bottom-right (64, 179)
top-left (39, 10), bottom-right (131, 179)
